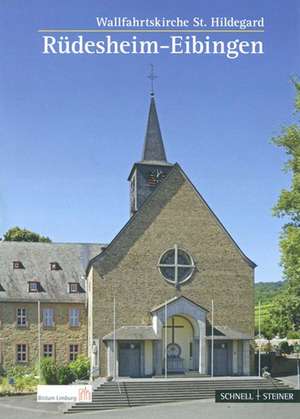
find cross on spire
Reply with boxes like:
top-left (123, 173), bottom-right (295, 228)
top-left (148, 64), bottom-right (157, 96)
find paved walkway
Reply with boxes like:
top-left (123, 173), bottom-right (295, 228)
top-left (0, 395), bottom-right (299, 419)
top-left (278, 374), bottom-right (299, 389)
top-left (0, 376), bottom-right (297, 419)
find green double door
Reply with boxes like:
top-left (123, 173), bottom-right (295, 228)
top-left (209, 341), bottom-right (232, 376)
top-left (119, 342), bottom-right (141, 377)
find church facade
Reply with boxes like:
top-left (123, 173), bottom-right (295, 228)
top-left (0, 93), bottom-right (255, 377)
top-left (87, 93), bottom-right (256, 378)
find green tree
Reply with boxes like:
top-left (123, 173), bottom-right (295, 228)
top-left (271, 79), bottom-right (300, 336)
top-left (268, 291), bottom-right (300, 337)
top-left (255, 281), bottom-right (286, 304)
top-left (2, 226), bottom-right (51, 243)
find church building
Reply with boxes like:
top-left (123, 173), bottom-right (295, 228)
top-left (87, 91), bottom-right (256, 378)
top-left (0, 90), bottom-right (255, 378)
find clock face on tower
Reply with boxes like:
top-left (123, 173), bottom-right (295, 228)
top-left (147, 168), bottom-right (166, 187)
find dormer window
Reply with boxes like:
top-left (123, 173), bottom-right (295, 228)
top-left (28, 281), bottom-right (40, 293)
top-left (50, 262), bottom-right (61, 271)
top-left (13, 261), bottom-right (24, 269)
top-left (69, 283), bottom-right (79, 293)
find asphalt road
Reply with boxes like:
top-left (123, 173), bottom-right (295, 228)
top-left (0, 394), bottom-right (300, 419)
top-left (0, 375), bottom-right (299, 419)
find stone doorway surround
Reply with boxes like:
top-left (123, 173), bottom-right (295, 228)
top-left (101, 296), bottom-right (252, 378)
top-left (151, 296), bottom-right (208, 375)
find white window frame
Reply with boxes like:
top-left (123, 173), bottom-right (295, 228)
top-left (28, 281), bottom-right (39, 292)
top-left (16, 344), bottom-right (27, 363)
top-left (69, 307), bottom-right (80, 327)
top-left (69, 283), bottom-right (79, 293)
top-left (69, 344), bottom-right (79, 361)
top-left (43, 343), bottom-right (54, 358)
top-left (158, 244), bottom-right (195, 287)
top-left (16, 308), bottom-right (27, 327)
top-left (43, 308), bottom-right (54, 327)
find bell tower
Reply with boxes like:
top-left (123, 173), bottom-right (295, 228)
top-left (128, 69), bottom-right (173, 216)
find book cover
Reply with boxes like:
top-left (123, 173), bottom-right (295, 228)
top-left (0, 1), bottom-right (299, 416)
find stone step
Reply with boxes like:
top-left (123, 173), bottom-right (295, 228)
top-left (92, 388), bottom-right (290, 398)
top-left (101, 379), bottom-right (280, 385)
top-left (95, 384), bottom-right (289, 392)
top-left (97, 381), bottom-right (286, 390)
top-left (92, 389), bottom-right (290, 399)
top-left (97, 384), bottom-right (290, 390)
top-left (66, 378), bottom-right (292, 413)
top-left (94, 384), bottom-right (290, 393)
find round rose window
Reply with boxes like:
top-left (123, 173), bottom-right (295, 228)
top-left (158, 245), bottom-right (194, 286)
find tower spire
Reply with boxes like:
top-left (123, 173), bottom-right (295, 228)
top-left (128, 69), bottom-right (173, 215)
top-left (142, 66), bottom-right (167, 162)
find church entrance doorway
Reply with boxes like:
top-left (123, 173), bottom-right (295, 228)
top-left (208, 341), bottom-right (233, 376)
top-left (163, 315), bottom-right (194, 373)
top-left (119, 342), bottom-right (141, 377)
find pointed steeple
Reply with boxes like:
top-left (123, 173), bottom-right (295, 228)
top-left (128, 84), bottom-right (173, 216)
top-left (142, 95), bottom-right (167, 162)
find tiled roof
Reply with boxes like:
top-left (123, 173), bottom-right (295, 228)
top-left (103, 326), bottom-right (159, 341)
top-left (0, 242), bottom-right (105, 302)
top-left (206, 325), bottom-right (252, 340)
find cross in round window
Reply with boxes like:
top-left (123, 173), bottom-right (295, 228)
top-left (158, 245), bottom-right (195, 286)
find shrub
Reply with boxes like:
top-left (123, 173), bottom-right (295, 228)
top-left (14, 377), bottom-right (27, 393)
top-left (0, 377), bottom-right (12, 393)
top-left (287, 331), bottom-right (300, 339)
top-left (40, 358), bottom-right (58, 384)
top-left (20, 375), bottom-right (38, 391)
top-left (260, 342), bottom-right (272, 353)
top-left (69, 355), bottom-right (90, 380)
top-left (7, 365), bottom-right (36, 378)
top-left (0, 365), bottom-right (6, 377)
top-left (57, 366), bottom-right (76, 385)
top-left (279, 341), bottom-right (293, 354)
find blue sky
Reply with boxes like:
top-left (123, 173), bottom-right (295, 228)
top-left (0, 0), bottom-right (299, 283)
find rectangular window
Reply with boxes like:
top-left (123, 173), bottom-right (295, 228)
top-left (43, 344), bottom-right (54, 358)
top-left (28, 282), bottom-right (39, 292)
top-left (16, 344), bottom-right (27, 362)
top-left (16, 308), bottom-right (27, 327)
top-left (69, 344), bottom-right (79, 361)
top-left (69, 283), bottom-right (79, 293)
top-left (69, 308), bottom-right (80, 327)
top-left (43, 308), bottom-right (54, 327)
